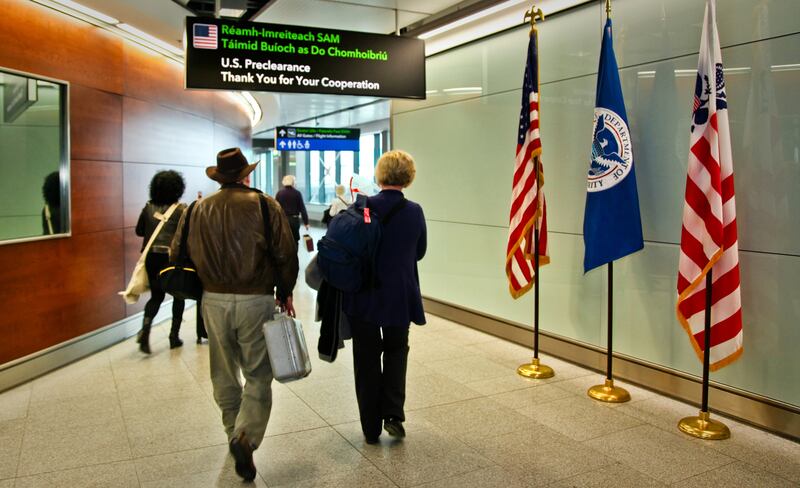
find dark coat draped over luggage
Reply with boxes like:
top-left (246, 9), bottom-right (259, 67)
top-left (343, 189), bottom-right (427, 327)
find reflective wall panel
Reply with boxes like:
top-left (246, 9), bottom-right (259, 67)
top-left (394, 0), bottom-right (800, 406)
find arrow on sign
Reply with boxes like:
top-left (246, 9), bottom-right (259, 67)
top-left (279, 141), bottom-right (286, 148)
top-left (279, 129), bottom-right (286, 136)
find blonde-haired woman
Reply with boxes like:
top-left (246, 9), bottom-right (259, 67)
top-left (329, 184), bottom-right (351, 217)
top-left (343, 149), bottom-right (427, 444)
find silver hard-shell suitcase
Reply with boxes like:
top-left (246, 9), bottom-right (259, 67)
top-left (263, 313), bottom-right (312, 383)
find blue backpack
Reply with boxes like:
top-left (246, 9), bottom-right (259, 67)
top-left (317, 194), bottom-right (407, 292)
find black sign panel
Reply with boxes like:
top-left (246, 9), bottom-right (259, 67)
top-left (185, 18), bottom-right (425, 99)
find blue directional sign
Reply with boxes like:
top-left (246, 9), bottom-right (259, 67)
top-left (276, 126), bottom-right (360, 152)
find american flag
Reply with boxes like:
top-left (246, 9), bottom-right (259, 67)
top-left (506, 32), bottom-right (549, 299)
top-left (193, 24), bottom-right (218, 50)
top-left (677, 0), bottom-right (742, 371)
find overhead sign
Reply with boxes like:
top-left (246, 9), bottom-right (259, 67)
top-left (3, 76), bottom-right (38, 124)
top-left (276, 127), bottom-right (360, 152)
top-left (185, 18), bottom-right (425, 99)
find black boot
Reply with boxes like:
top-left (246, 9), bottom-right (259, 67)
top-left (137, 317), bottom-right (152, 354)
top-left (169, 317), bottom-right (183, 349)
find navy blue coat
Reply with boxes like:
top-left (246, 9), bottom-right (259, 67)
top-left (343, 189), bottom-right (427, 327)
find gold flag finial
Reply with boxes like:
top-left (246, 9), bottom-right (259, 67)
top-left (524, 5), bottom-right (545, 35)
top-left (605, 0), bottom-right (611, 18)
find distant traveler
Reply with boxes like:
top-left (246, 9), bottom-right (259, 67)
top-left (171, 148), bottom-right (298, 482)
top-left (135, 170), bottom-right (197, 353)
top-left (322, 184), bottom-right (351, 226)
top-left (275, 175), bottom-right (308, 242)
top-left (343, 150), bottom-right (427, 444)
top-left (329, 184), bottom-right (351, 217)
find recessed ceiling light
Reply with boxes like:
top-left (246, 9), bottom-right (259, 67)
top-left (35, 0), bottom-right (119, 24)
top-left (118, 23), bottom-right (184, 56)
top-left (418, 0), bottom-right (527, 39)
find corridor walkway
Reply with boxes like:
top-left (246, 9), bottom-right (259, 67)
top-left (0, 244), bottom-right (797, 487)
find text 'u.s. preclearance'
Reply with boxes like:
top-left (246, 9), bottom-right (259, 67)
top-left (185, 18), bottom-right (426, 99)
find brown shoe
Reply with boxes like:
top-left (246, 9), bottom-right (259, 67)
top-left (229, 432), bottom-right (256, 482)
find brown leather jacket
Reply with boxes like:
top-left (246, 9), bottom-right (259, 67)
top-left (170, 183), bottom-right (298, 299)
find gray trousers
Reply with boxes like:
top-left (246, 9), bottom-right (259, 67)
top-left (202, 292), bottom-right (275, 449)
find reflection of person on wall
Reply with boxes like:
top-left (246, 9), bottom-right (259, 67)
top-left (42, 171), bottom-right (62, 235)
top-left (275, 175), bottom-right (309, 243)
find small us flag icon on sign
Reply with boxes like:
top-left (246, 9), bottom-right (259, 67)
top-left (193, 24), bottom-right (218, 49)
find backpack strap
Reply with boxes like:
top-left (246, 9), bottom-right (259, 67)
top-left (256, 190), bottom-right (293, 300)
top-left (362, 197), bottom-right (407, 290)
top-left (176, 201), bottom-right (195, 261)
top-left (256, 192), bottom-right (271, 244)
top-left (359, 194), bottom-right (407, 225)
top-left (380, 198), bottom-right (407, 226)
top-left (44, 204), bottom-right (54, 234)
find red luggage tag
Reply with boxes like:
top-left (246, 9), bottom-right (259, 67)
top-left (363, 207), bottom-right (371, 223)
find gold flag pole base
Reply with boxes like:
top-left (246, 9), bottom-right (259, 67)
top-left (678, 410), bottom-right (731, 440)
top-left (588, 378), bottom-right (630, 403)
top-left (517, 357), bottom-right (555, 379)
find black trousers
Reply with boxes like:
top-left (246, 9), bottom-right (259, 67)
top-left (144, 252), bottom-right (206, 338)
top-left (349, 316), bottom-right (409, 439)
top-left (287, 215), bottom-right (301, 243)
top-left (144, 252), bottom-right (184, 323)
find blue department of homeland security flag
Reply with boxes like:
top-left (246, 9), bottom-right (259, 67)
top-left (583, 18), bottom-right (644, 273)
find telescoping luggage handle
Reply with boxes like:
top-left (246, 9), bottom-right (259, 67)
top-left (278, 312), bottom-right (303, 372)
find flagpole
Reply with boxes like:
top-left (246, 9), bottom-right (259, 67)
top-left (587, 0), bottom-right (630, 404)
top-left (517, 4), bottom-right (553, 380)
top-left (587, 261), bottom-right (630, 402)
top-left (678, 270), bottom-right (731, 439)
top-left (606, 261), bottom-right (613, 380)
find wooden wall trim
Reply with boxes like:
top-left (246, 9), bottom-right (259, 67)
top-left (0, 303), bottom-right (181, 393)
top-left (1, 0), bottom-right (124, 94)
top-left (0, 0), bottom-right (251, 365)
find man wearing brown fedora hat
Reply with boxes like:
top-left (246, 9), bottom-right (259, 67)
top-left (171, 147), bottom-right (298, 482)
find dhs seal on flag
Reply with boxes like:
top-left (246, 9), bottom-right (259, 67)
top-left (587, 107), bottom-right (632, 193)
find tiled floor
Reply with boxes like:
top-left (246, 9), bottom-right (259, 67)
top-left (1, 252), bottom-right (798, 486)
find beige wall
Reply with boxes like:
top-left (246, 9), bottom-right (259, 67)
top-left (394, 0), bottom-right (800, 407)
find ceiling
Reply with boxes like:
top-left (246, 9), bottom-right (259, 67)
top-left (73, 0), bottom-right (473, 135)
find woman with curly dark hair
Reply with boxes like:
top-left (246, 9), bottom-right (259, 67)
top-left (135, 170), bottom-right (206, 353)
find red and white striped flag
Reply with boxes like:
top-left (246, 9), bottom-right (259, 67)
top-left (677, 0), bottom-right (742, 371)
top-left (506, 32), bottom-right (549, 299)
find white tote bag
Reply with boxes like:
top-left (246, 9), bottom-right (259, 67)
top-left (119, 203), bottom-right (178, 304)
